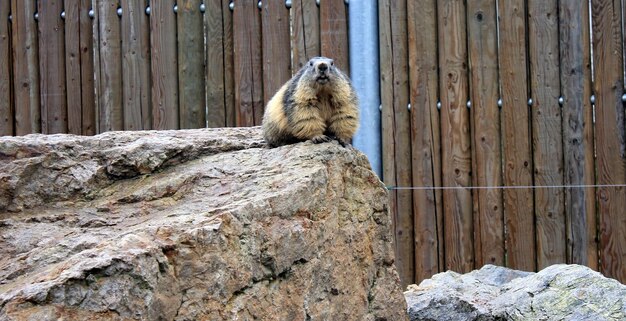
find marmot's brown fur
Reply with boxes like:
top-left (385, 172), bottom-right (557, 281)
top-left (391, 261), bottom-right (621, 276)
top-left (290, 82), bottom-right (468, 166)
top-left (262, 57), bottom-right (359, 147)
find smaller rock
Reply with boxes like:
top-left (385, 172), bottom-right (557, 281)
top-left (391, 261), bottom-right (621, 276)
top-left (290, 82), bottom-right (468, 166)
top-left (405, 264), bottom-right (626, 321)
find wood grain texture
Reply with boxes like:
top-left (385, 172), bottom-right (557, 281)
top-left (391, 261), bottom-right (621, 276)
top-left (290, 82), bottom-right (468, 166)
top-left (0, 0), bottom-right (13, 135)
top-left (150, 0), bottom-right (179, 129)
top-left (205, 0), bottom-right (226, 127)
top-left (407, 0), bottom-right (443, 282)
top-left (38, 0), bottom-right (67, 134)
top-left (320, 0), bottom-right (348, 74)
top-left (379, 0), bottom-right (414, 286)
top-left (261, 0), bottom-right (291, 106)
top-left (560, 0), bottom-right (597, 269)
top-left (291, 0), bottom-right (319, 71)
top-left (64, 0), bottom-right (82, 135)
top-left (591, 0), bottom-right (626, 282)
top-left (528, 0), bottom-right (566, 268)
top-left (79, 0), bottom-right (95, 135)
top-left (96, 0), bottom-right (123, 132)
top-left (178, 0), bottom-right (206, 129)
top-left (233, 0), bottom-right (263, 126)
top-left (467, 0), bottom-right (504, 267)
top-left (497, 0), bottom-right (535, 272)
top-left (122, 0), bottom-right (151, 131)
top-left (438, 0), bottom-right (473, 273)
top-left (222, 0), bottom-right (235, 126)
top-left (11, 0), bottom-right (40, 135)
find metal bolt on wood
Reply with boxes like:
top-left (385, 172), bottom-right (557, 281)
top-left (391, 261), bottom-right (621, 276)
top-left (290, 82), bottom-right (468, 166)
top-left (34, 12), bottom-right (38, 21)
top-left (117, 7), bottom-right (122, 17)
top-left (229, 1), bottom-right (234, 11)
top-left (408, 103), bottom-right (411, 111)
top-left (285, 0), bottom-right (292, 9)
top-left (497, 98), bottom-right (502, 108)
top-left (590, 95), bottom-right (595, 104)
top-left (61, 11), bottom-right (66, 20)
top-left (466, 100), bottom-right (471, 108)
top-left (528, 98), bottom-right (533, 106)
top-left (174, 5), bottom-right (178, 13)
top-left (89, 9), bottom-right (95, 18)
top-left (200, 3), bottom-right (206, 12)
top-left (8, 14), bottom-right (11, 22)
top-left (622, 94), bottom-right (626, 102)
top-left (316, 0), bottom-right (320, 7)
top-left (379, 104), bottom-right (382, 112)
top-left (258, 1), bottom-right (262, 9)
top-left (437, 101), bottom-right (441, 110)
top-left (345, 0), bottom-right (349, 4)
top-left (145, 6), bottom-right (151, 15)
top-left (558, 96), bottom-right (564, 106)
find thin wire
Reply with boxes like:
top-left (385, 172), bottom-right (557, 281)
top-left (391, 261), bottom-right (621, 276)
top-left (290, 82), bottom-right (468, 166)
top-left (386, 184), bottom-right (626, 190)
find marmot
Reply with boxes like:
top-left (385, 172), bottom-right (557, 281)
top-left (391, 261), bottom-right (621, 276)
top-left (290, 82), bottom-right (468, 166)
top-left (262, 56), bottom-right (359, 147)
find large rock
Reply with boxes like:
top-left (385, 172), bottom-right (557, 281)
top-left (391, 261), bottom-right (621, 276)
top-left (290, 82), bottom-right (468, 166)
top-left (405, 264), bottom-right (626, 321)
top-left (0, 127), bottom-right (407, 321)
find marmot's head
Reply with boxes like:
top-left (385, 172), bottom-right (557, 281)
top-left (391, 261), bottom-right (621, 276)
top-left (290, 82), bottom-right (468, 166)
top-left (302, 57), bottom-right (340, 87)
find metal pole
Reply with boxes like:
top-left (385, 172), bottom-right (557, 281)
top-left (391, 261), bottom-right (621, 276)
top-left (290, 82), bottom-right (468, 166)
top-left (349, 0), bottom-right (381, 178)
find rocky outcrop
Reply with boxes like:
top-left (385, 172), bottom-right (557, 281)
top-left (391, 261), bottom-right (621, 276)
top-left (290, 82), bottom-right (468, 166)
top-left (0, 127), bottom-right (408, 321)
top-left (405, 264), bottom-right (626, 321)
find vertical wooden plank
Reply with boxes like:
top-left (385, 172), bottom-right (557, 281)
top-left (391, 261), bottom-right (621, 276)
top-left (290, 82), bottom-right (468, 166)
top-left (291, 0), bottom-right (319, 71)
top-left (38, 0), bottom-right (68, 134)
top-left (206, 0), bottom-right (226, 127)
top-left (592, 0), bottom-right (626, 282)
top-left (96, 0), bottom-right (122, 132)
top-left (528, 0), bottom-right (566, 268)
top-left (379, 0), bottom-right (413, 286)
top-left (560, 0), bottom-right (597, 269)
top-left (222, 0), bottom-right (235, 127)
top-left (80, 0), bottom-right (95, 135)
top-left (233, 0), bottom-right (262, 126)
top-left (11, 0), bottom-right (40, 135)
top-left (178, 0), bottom-right (206, 129)
top-left (64, 0), bottom-right (82, 135)
top-left (438, 0), bottom-right (473, 273)
top-left (497, 0), bottom-right (535, 272)
top-left (0, 0), bottom-right (13, 136)
top-left (320, 0), bottom-right (348, 74)
top-left (151, 0), bottom-right (179, 129)
top-left (467, 0), bottom-right (504, 266)
top-left (407, 0), bottom-right (443, 282)
top-left (261, 0), bottom-right (291, 105)
top-left (91, 0), bottom-right (101, 133)
top-left (122, 0), bottom-right (151, 131)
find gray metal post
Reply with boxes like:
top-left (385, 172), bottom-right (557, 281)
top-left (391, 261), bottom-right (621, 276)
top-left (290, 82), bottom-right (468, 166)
top-left (349, 1), bottom-right (381, 178)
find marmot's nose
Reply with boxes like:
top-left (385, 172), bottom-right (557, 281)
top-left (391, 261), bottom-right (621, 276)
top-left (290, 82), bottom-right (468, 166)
top-left (318, 63), bottom-right (328, 73)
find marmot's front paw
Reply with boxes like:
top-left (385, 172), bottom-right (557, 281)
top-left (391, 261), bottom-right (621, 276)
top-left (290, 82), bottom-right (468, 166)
top-left (311, 135), bottom-right (332, 144)
top-left (335, 137), bottom-right (350, 147)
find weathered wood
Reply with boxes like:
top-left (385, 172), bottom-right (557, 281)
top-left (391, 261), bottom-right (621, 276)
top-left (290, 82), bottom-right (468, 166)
top-left (222, 0), bottom-right (235, 127)
top-left (150, 0), bottom-right (179, 129)
top-left (467, 0), bottom-right (503, 267)
top-left (407, 0), bottom-right (443, 282)
top-left (291, 0), bottom-right (319, 71)
top-left (122, 0), bottom-right (151, 131)
top-left (0, 0), bottom-right (13, 136)
top-left (96, 0), bottom-right (123, 132)
top-left (64, 0), bottom-right (82, 135)
top-left (379, 0), bottom-right (413, 286)
top-left (205, 0), bottom-right (226, 127)
top-left (320, 0), bottom-right (348, 74)
top-left (438, 0), bottom-right (473, 273)
top-left (178, 0), bottom-right (206, 129)
top-left (497, 0), bottom-right (535, 272)
top-left (261, 0), bottom-right (291, 105)
top-left (79, 0), bottom-right (95, 135)
top-left (233, 0), bottom-right (263, 126)
top-left (591, 0), bottom-right (626, 282)
top-left (560, 0), bottom-right (597, 269)
top-left (528, 0), bottom-right (566, 268)
top-left (38, 0), bottom-right (67, 134)
top-left (11, 0), bottom-right (40, 135)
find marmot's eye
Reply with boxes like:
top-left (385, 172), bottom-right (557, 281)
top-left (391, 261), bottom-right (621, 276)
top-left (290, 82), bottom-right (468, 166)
top-left (309, 62), bottom-right (314, 66)
top-left (330, 61), bottom-right (334, 66)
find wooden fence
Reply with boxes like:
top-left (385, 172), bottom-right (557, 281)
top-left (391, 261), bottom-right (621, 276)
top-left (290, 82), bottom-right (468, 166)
top-left (381, 0), bottom-right (626, 287)
top-left (2, 0), bottom-right (626, 288)
top-left (0, 0), bottom-right (348, 134)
